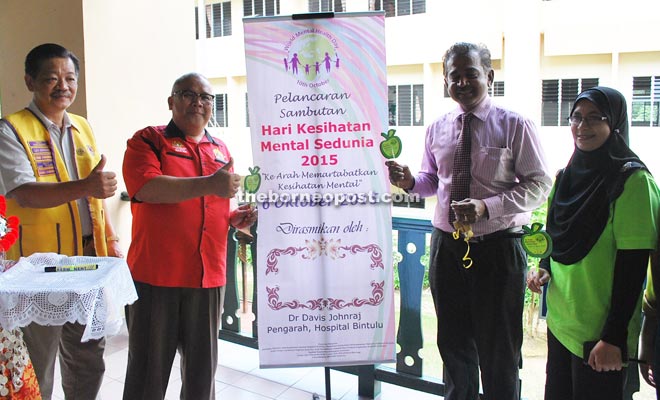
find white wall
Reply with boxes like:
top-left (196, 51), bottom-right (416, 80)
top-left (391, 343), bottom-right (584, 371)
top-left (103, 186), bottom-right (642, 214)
top-left (82, 0), bottom-right (199, 252)
top-left (0, 0), bottom-right (86, 116)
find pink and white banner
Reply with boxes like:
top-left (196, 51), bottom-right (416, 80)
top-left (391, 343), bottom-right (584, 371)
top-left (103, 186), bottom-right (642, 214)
top-left (244, 12), bottom-right (395, 368)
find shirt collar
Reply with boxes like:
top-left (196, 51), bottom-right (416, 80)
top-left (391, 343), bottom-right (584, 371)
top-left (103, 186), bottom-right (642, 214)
top-left (28, 101), bottom-right (74, 131)
top-left (164, 120), bottom-right (217, 145)
top-left (452, 95), bottom-right (492, 123)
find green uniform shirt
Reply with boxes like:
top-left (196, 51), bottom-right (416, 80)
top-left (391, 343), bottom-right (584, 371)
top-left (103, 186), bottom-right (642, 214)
top-left (546, 170), bottom-right (660, 358)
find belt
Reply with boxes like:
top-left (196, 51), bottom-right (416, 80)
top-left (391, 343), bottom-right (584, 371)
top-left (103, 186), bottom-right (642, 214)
top-left (441, 227), bottom-right (523, 244)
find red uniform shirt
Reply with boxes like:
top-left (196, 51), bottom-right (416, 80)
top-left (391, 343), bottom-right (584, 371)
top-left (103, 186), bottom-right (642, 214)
top-left (123, 121), bottom-right (232, 288)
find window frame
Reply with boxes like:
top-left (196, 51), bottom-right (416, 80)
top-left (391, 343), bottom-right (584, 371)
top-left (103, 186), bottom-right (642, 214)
top-left (388, 84), bottom-right (424, 127)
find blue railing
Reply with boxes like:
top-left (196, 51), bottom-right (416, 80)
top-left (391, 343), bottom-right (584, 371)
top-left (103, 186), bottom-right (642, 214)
top-left (219, 217), bottom-right (514, 398)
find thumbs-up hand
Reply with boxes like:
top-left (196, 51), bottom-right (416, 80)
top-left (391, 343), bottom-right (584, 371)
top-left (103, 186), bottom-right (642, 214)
top-left (85, 154), bottom-right (117, 198)
top-left (211, 158), bottom-right (241, 198)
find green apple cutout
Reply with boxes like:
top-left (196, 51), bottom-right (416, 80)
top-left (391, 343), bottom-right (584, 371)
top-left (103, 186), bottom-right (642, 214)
top-left (380, 129), bottom-right (402, 159)
top-left (244, 166), bottom-right (261, 194)
top-left (521, 223), bottom-right (552, 258)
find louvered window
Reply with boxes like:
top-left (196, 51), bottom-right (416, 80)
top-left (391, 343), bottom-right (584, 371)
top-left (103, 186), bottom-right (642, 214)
top-left (541, 78), bottom-right (598, 126)
top-left (632, 76), bottom-right (660, 127)
top-left (388, 84), bottom-right (424, 126)
top-left (488, 81), bottom-right (505, 97)
top-left (209, 94), bottom-right (229, 128)
top-left (203, 2), bottom-right (232, 38)
top-left (244, 0), bottom-right (280, 16)
top-left (542, 80), bottom-right (559, 126)
top-left (370, 0), bottom-right (425, 17)
top-left (308, 0), bottom-right (345, 12)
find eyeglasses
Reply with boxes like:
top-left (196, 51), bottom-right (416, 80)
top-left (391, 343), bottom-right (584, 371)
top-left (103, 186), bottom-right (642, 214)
top-left (567, 115), bottom-right (608, 127)
top-left (172, 90), bottom-right (214, 105)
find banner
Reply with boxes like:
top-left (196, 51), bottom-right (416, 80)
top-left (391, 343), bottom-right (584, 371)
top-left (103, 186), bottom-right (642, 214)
top-left (244, 12), bottom-right (394, 368)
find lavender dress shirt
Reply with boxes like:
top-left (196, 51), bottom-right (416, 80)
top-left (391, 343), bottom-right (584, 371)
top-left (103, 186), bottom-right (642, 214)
top-left (412, 96), bottom-right (552, 236)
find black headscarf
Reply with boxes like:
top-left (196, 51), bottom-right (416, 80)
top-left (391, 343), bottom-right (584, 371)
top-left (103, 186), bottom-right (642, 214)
top-left (547, 86), bottom-right (647, 265)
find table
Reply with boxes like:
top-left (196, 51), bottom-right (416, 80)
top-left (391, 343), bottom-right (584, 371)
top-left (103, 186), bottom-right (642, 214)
top-left (0, 252), bottom-right (138, 342)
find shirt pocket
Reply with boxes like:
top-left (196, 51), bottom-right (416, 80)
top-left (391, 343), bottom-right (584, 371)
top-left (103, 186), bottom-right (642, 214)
top-left (19, 223), bottom-right (61, 256)
top-left (474, 146), bottom-right (515, 184)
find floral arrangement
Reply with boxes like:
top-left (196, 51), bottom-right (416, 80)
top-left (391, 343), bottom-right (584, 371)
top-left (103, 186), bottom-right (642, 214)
top-left (0, 195), bottom-right (19, 252)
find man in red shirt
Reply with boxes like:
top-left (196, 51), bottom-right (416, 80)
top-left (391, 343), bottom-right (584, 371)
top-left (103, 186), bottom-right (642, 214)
top-left (122, 72), bottom-right (256, 400)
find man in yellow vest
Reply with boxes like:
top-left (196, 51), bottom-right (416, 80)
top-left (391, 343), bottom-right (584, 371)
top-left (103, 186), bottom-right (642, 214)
top-left (0, 43), bottom-right (122, 400)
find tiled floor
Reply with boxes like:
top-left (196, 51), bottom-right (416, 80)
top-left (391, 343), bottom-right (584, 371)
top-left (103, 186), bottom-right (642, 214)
top-left (50, 321), bottom-right (438, 400)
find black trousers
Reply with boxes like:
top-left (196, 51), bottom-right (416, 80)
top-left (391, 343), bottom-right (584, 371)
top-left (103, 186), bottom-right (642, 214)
top-left (545, 329), bottom-right (625, 400)
top-left (122, 282), bottom-right (225, 400)
top-left (429, 228), bottom-right (526, 400)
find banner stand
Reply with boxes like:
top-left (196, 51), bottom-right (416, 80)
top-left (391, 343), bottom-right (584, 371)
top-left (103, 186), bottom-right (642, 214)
top-left (325, 367), bottom-right (331, 399)
top-left (311, 367), bottom-right (331, 400)
top-left (244, 8), bottom-right (395, 375)
top-left (290, 34), bottom-right (335, 400)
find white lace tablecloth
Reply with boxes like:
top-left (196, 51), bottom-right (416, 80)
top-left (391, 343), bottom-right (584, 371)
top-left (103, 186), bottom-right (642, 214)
top-left (0, 253), bottom-right (138, 342)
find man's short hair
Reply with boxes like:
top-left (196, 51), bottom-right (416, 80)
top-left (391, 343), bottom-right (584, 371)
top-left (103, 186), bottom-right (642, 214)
top-left (171, 72), bottom-right (210, 94)
top-left (25, 43), bottom-right (80, 78)
top-left (442, 42), bottom-right (492, 76)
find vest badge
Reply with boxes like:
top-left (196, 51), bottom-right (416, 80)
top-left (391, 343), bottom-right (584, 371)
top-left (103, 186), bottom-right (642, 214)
top-left (171, 140), bottom-right (189, 153)
top-left (29, 140), bottom-right (55, 176)
top-left (213, 148), bottom-right (227, 163)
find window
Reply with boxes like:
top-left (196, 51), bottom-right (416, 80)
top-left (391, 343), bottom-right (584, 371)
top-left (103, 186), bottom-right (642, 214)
top-left (388, 84), bottom-right (424, 126)
top-left (210, 94), bottom-right (229, 128)
top-left (244, 0), bottom-right (280, 16)
top-left (489, 81), bottom-right (505, 97)
top-left (632, 76), bottom-right (660, 127)
top-left (309, 0), bottom-right (345, 12)
top-left (370, 0), bottom-right (425, 17)
top-left (541, 78), bottom-right (598, 126)
top-left (392, 195), bottom-right (425, 209)
top-left (204, 1), bottom-right (232, 38)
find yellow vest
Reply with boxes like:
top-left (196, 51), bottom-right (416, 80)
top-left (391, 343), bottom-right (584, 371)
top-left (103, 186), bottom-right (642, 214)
top-left (2, 109), bottom-right (108, 258)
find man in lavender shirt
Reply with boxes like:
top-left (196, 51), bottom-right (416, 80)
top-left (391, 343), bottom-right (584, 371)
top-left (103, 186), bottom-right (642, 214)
top-left (387, 42), bottom-right (552, 400)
